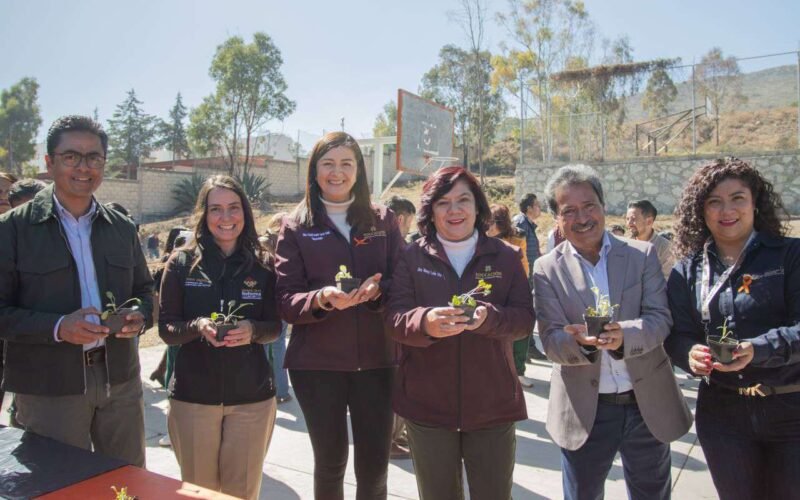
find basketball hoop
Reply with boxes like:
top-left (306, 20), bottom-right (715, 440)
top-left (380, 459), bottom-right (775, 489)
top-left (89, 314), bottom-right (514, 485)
top-left (423, 156), bottom-right (460, 172)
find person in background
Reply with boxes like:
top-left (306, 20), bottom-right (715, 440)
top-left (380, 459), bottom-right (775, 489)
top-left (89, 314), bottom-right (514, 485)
top-left (609, 224), bottom-right (626, 237)
top-left (8, 178), bottom-right (47, 208)
top-left (147, 232), bottom-right (160, 260)
top-left (386, 166), bottom-right (534, 500)
top-left (532, 164), bottom-right (691, 500)
top-left (383, 195), bottom-right (416, 459)
top-left (275, 132), bottom-right (403, 499)
top-left (261, 211), bottom-right (292, 404)
top-left (159, 175), bottom-right (280, 500)
top-left (512, 192), bottom-right (548, 361)
top-left (626, 199), bottom-right (675, 279)
top-left (0, 115), bottom-right (153, 466)
top-left (665, 158), bottom-right (800, 500)
top-left (546, 225), bottom-right (566, 253)
top-left (0, 172), bottom-right (18, 215)
top-left (489, 203), bottom-right (536, 388)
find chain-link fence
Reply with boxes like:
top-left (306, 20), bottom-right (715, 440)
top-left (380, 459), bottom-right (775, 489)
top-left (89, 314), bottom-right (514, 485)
top-left (519, 51), bottom-right (800, 163)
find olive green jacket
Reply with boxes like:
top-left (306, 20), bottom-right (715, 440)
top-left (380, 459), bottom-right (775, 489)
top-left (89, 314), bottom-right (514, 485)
top-left (0, 184), bottom-right (154, 395)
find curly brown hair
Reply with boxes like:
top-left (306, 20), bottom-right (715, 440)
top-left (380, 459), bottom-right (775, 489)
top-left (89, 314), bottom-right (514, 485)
top-left (673, 157), bottom-right (788, 258)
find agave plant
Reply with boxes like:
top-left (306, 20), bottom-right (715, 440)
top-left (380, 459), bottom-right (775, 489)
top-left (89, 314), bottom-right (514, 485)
top-left (235, 170), bottom-right (271, 208)
top-left (171, 173), bottom-right (206, 215)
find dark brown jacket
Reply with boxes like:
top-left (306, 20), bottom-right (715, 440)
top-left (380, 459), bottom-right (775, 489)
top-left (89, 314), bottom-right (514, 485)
top-left (275, 205), bottom-right (403, 371)
top-left (385, 234), bottom-right (534, 431)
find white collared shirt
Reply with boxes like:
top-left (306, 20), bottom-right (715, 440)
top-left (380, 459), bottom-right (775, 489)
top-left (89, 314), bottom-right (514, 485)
top-left (52, 195), bottom-right (105, 351)
top-left (568, 231), bottom-right (633, 394)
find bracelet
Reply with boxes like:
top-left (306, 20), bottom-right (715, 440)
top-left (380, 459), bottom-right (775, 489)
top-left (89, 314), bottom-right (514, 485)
top-left (316, 290), bottom-right (334, 311)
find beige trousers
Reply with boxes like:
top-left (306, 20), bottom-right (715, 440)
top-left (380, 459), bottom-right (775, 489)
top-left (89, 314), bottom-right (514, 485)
top-left (168, 397), bottom-right (277, 500)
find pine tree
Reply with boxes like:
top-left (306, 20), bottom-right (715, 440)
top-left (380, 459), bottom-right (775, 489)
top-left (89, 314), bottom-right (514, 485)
top-left (107, 89), bottom-right (158, 178)
top-left (157, 93), bottom-right (191, 162)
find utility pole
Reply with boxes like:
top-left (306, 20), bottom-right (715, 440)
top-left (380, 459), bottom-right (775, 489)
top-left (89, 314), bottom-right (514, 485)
top-left (519, 71), bottom-right (524, 168)
top-left (340, 118), bottom-right (345, 131)
top-left (691, 59), bottom-right (697, 156)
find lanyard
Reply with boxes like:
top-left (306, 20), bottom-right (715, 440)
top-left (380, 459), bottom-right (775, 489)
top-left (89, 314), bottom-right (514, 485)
top-left (699, 232), bottom-right (755, 323)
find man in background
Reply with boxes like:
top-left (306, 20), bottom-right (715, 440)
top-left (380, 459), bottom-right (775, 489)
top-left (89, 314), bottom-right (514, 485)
top-left (8, 179), bottom-right (47, 208)
top-left (626, 200), bottom-right (675, 279)
top-left (512, 193), bottom-right (547, 361)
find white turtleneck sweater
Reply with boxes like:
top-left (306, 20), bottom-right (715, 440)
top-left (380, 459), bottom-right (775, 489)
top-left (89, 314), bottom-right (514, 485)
top-left (437, 230), bottom-right (478, 277)
top-left (321, 195), bottom-right (354, 241)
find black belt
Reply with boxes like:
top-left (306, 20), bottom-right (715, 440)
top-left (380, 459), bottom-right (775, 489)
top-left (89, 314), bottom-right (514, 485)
top-left (710, 381), bottom-right (800, 397)
top-left (84, 346), bottom-right (106, 366)
top-left (598, 390), bottom-right (636, 405)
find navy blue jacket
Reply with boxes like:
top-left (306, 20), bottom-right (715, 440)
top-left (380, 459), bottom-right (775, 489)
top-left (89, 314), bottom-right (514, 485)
top-left (665, 232), bottom-right (800, 388)
top-left (512, 213), bottom-right (540, 277)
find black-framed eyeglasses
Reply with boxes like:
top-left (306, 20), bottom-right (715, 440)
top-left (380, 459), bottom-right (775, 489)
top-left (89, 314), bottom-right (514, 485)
top-left (54, 151), bottom-right (106, 169)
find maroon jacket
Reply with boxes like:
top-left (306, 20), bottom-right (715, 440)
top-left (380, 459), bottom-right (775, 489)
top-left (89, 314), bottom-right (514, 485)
top-left (275, 204), bottom-right (403, 371)
top-left (385, 233), bottom-right (534, 431)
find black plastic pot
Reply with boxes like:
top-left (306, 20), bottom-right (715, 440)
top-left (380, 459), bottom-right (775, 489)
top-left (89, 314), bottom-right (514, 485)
top-left (449, 303), bottom-right (477, 325)
top-left (707, 335), bottom-right (738, 364)
top-left (102, 308), bottom-right (135, 336)
top-left (215, 323), bottom-right (237, 342)
top-left (337, 277), bottom-right (362, 294)
top-left (583, 314), bottom-right (611, 338)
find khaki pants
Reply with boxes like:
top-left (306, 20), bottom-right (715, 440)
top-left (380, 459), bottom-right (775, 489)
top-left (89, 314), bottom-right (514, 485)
top-left (168, 397), bottom-right (277, 500)
top-left (15, 360), bottom-right (145, 467)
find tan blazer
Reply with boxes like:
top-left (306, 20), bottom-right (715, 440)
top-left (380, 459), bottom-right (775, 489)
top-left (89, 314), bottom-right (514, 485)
top-left (532, 234), bottom-right (692, 451)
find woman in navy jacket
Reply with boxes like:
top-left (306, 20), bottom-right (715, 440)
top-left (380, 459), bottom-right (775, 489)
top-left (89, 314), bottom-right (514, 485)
top-left (275, 132), bottom-right (403, 499)
top-left (665, 158), bottom-right (800, 500)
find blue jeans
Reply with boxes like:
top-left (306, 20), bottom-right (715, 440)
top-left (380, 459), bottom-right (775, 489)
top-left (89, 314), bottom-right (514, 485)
top-left (561, 400), bottom-right (671, 500)
top-left (265, 321), bottom-right (289, 398)
top-left (696, 382), bottom-right (800, 500)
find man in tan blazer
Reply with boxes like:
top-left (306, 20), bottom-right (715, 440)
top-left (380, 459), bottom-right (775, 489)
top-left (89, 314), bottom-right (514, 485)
top-left (532, 165), bottom-right (692, 500)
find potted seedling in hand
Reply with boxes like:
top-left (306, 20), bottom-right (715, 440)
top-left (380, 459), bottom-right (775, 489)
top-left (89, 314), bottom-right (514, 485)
top-left (707, 317), bottom-right (738, 364)
top-left (449, 280), bottom-right (493, 325)
top-left (101, 291), bottom-right (143, 336)
top-left (583, 287), bottom-right (619, 338)
top-left (335, 265), bottom-right (361, 293)
top-left (210, 300), bottom-right (253, 342)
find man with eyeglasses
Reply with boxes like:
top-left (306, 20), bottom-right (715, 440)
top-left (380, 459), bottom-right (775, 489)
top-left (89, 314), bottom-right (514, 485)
top-left (531, 164), bottom-right (691, 500)
top-left (0, 115), bottom-right (153, 467)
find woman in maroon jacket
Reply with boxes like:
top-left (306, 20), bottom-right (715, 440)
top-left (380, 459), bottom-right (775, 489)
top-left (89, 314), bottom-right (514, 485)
top-left (386, 166), bottom-right (534, 500)
top-left (274, 132), bottom-right (403, 500)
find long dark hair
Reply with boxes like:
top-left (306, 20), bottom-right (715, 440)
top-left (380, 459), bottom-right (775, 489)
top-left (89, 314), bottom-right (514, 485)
top-left (293, 131), bottom-right (375, 230)
top-left (417, 166), bottom-right (491, 240)
top-left (490, 203), bottom-right (522, 239)
top-left (188, 175), bottom-right (261, 272)
top-left (673, 157), bottom-right (788, 258)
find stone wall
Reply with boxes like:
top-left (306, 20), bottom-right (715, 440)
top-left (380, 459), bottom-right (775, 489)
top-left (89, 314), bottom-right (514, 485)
top-left (515, 151), bottom-right (800, 215)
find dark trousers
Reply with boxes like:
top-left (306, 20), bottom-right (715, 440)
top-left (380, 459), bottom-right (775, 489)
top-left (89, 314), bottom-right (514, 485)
top-left (561, 400), bottom-right (671, 500)
top-left (289, 368), bottom-right (394, 500)
top-left (406, 420), bottom-right (516, 500)
top-left (696, 382), bottom-right (800, 500)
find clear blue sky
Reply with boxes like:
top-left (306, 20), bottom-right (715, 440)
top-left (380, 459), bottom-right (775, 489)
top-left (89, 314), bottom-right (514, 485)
top-left (2, 0), bottom-right (798, 144)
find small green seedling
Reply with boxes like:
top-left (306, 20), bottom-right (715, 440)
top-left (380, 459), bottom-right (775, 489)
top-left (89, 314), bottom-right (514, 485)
top-left (211, 300), bottom-right (253, 325)
top-left (450, 279), bottom-right (493, 308)
top-left (100, 291), bottom-right (142, 321)
top-left (335, 265), bottom-right (353, 281)
top-left (584, 287), bottom-right (619, 318)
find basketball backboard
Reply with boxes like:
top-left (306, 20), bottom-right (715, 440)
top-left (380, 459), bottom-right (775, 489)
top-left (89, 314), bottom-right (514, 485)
top-left (396, 89), bottom-right (456, 176)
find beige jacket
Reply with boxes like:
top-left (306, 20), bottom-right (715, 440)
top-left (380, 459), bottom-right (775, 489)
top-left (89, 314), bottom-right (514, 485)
top-left (532, 234), bottom-right (692, 450)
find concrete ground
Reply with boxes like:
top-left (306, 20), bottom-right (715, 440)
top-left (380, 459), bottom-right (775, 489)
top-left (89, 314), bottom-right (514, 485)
top-left (131, 344), bottom-right (718, 500)
top-left (0, 343), bottom-right (717, 499)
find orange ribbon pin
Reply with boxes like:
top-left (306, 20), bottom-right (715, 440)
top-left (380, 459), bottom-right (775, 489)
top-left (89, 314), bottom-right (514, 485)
top-left (738, 274), bottom-right (753, 294)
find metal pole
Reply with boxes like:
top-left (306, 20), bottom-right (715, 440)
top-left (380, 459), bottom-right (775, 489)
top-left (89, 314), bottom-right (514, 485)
top-left (692, 61), bottom-right (697, 155)
top-left (519, 72), bottom-right (524, 167)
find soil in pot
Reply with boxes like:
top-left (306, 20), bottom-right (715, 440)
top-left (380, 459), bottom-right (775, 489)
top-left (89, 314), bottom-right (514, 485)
top-left (450, 303), bottom-right (477, 325)
top-left (583, 315), bottom-right (611, 338)
top-left (215, 323), bottom-right (237, 343)
top-left (707, 335), bottom-right (738, 364)
top-left (102, 308), bottom-right (135, 336)
top-left (337, 277), bottom-right (362, 294)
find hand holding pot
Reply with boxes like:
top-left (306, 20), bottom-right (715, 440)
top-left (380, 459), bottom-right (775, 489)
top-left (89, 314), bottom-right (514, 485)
top-left (424, 307), bottom-right (469, 338)
top-left (564, 323), bottom-right (599, 347)
top-left (688, 344), bottom-right (713, 376)
top-left (196, 317), bottom-right (225, 347)
top-left (462, 306), bottom-right (489, 331)
top-left (223, 319), bottom-right (254, 347)
top-left (354, 273), bottom-right (382, 303)
top-left (597, 322), bottom-right (623, 350)
top-left (57, 307), bottom-right (108, 344)
top-left (712, 341), bottom-right (754, 372)
top-left (319, 286), bottom-right (360, 311)
top-left (115, 310), bottom-right (145, 338)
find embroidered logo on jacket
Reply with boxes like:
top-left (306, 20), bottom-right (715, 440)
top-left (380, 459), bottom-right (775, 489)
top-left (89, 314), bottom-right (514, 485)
top-left (475, 265), bottom-right (503, 281)
top-left (416, 266), bottom-right (445, 279)
top-left (242, 276), bottom-right (262, 300)
top-left (302, 230), bottom-right (332, 241)
top-left (185, 278), bottom-right (212, 288)
top-left (353, 226), bottom-right (387, 246)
